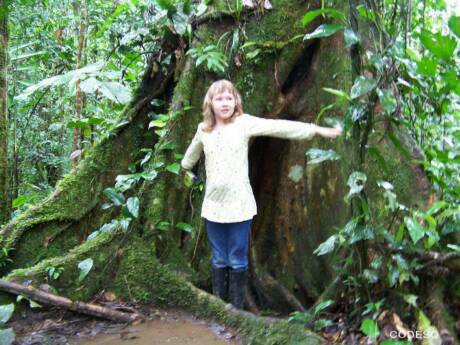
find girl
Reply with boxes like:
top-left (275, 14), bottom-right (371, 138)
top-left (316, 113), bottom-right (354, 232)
top-left (181, 79), bottom-right (341, 309)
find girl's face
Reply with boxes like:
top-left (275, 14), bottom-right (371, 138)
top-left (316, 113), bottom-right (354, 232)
top-left (211, 90), bottom-right (236, 123)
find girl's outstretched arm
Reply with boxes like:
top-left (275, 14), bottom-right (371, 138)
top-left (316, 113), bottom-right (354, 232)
top-left (313, 125), bottom-right (342, 139)
top-left (244, 114), bottom-right (341, 140)
top-left (181, 123), bottom-right (204, 170)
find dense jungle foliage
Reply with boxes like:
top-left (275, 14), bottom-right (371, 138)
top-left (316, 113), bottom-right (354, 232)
top-left (0, 0), bottom-right (459, 344)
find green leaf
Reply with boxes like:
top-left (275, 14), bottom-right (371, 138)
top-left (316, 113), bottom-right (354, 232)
top-left (314, 235), bottom-right (337, 256)
top-left (313, 300), bottom-right (334, 315)
top-left (78, 258), bottom-right (94, 282)
top-left (0, 328), bottom-right (15, 345)
top-left (305, 149), bottom-right (340, 164)
top-left (301, 8), bottom-right (346, 26)
top-left (98, 81), bottom-right (131, 104)
top-left (313, 318), bottom-right (333, 331)
top-left (420, 29), bottom-right (457, 60)
top-left (361, 318), bottom-right (379, 339)
top-left (350, 76), bottom-right (377, 99)
top-left (176, 222), bottom-right (193, 233)
top-left (12, 194), bottom-right (37, 208)
top-left (344, 28), bottom-right (360, 47)
top-left (79, 77), bottom-right (101, 94)
top-left (126, 197), bottom-right (140, 218)
top-left (416, 56), bottom-right (438, 76)
top-left (0, 304), bottom-right (14, 324)
top-left (322, 87), bottom-right (350, 100)
top-left (166, 163), bottom-right (181, 175)
top-left (304, 24), bottom-right (344, 40)
top-left (404, 217), bottom-right (425, 244)
top-left (356, 4), bottom-right (376, 22)
top-left (103, 188), bottom-right (125, 206)
top-left (447, 244), bottom-right (460, 252)
top-left (376, 88), bottom-right (396, 114)
top-left (448, 16), bottom-right (460, 38)
top-left (403, 294), bottom-right (418, 307)
top-left (345, 171), bottom-right (367, 201)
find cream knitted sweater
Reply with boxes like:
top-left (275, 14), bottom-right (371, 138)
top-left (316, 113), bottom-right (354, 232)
top-left (181, 114), bottom-right (317, 223)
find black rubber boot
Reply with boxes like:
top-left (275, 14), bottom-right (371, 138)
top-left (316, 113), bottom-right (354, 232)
top-left (211, 266), bottom-right (229, 302)
top-left (229, 269), bottom-right (248, 309)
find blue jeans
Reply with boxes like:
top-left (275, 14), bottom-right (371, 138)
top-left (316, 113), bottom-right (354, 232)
top-left (206, 219), bottom-right (252, 271)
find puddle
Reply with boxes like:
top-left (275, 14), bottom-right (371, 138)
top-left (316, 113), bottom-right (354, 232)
top-left (72, 318), bottom-right (231, 345)
top-left (9, 306), bottom-right (240, 345)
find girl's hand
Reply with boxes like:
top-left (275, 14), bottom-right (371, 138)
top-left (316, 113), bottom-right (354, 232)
top-left (316, 126), bottom-right (342, 139)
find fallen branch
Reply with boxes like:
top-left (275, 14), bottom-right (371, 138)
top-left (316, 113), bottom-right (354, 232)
top-left (0, 279), bottom-right (144, 323)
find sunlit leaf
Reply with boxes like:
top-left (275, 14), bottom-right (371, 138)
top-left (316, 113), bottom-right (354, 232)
top-left (0, 304), bottom-right (14, 324)
top-left (344, 28), bottom-right (359, 47)
top-left (361, 319), bottom-right (379, 339)
top-left (126, 197), bottom-right (139, 218)
top-left (301, 8), bottom-right (346, 26)
top-left (322, 87), bottom-right (350, 100)
top-left (103, 188), bottom-right (125, 206)
top-left (345, 171), bottom-right (367, 201)
top-left (166, 163), bottom-right (181, 175)
top-left (350, 76), bottom-right (377, 99)
top-left (176, 222), bottom-right (193, 233)
top-left (420, 29), bottom-right (457, 60)
top-left (314, 235), bottom-right (337, 256)
top-left (404, 217), bottom-right (425, 244)
top-left (304, 24), bottom-right (344, 40)
top-left (78, 258), bottom-right (93, 282)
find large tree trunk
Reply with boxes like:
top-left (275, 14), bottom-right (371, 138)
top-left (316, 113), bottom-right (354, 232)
top-left (0, 0), bottom-right (438, 342)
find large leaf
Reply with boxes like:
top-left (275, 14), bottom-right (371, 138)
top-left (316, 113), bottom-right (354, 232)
top-left (314, 235), bottom-right (337, 256)
top-left (420, 29), bottom-right (457, 60)
top-left (345, 171), bottom-right (367, 201)
top-left (126, 197), bottom-right (140, 218)
top-left (304, 24), bottom-right (344, 40)
top-left (0, 304), bottom-right (14, 324)
top-left (306, 148), bottom-right (340, 164)
top-left (301, 8), bottom-right (346, 26)
top-left (350, 76), bottom-right (377, 99)
top-left (78, 258), bottom-right (94, 282)
top-left (98, 81), bottom-right (131, 104)
top-left (404, 217), bottom-right (425, 244)
top-left (103, 188), bottom-right (125, 206)
top-left (344, 28), bottom-right (360, 47)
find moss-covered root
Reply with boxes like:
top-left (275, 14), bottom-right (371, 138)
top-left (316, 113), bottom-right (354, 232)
top-left (112, 239), bottom-right (323, 345)
top-left (4, 229), bottom-right (123, 302)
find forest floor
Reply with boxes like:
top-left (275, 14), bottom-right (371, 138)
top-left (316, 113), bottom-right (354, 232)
top-left (8, 304), bottom-right (242, 345)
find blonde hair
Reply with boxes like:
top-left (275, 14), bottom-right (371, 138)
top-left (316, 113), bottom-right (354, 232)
top-left (201, 79), bottom-right (244, 132)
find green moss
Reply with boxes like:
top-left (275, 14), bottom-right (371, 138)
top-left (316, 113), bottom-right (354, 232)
top-left (6, 229), bottom-right (122, 301)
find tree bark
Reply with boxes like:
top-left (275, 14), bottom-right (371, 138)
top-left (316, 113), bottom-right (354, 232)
top-left (0, 0), bottom-right (9, 224)
top-left (72, 0), bottom-right (88, 167)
